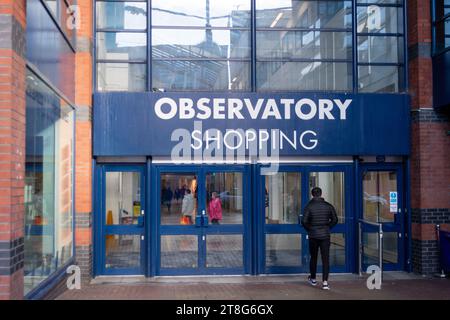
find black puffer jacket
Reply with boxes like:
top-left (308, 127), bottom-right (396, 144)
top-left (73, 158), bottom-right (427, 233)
top-left (301, 197), bottom-right (338, 240)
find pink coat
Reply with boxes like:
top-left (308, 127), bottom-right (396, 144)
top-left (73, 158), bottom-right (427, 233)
top-left (208, 198), bottom-right (223, 220)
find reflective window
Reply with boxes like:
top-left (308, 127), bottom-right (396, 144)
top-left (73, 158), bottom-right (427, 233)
top-left (257, 31), bottom-right (352, 60)
top-left (151, 0), bottom-right (251, 91)
top-left (265, 172), bottom-right (301, 224)
top-left (309, 172), bottom-right (345, 223)
top-left (97, 32), bottom-right (147, 61)
top-left (256, 0), bottom-right (353, 91)
top-left (97, 63), bottom-right (146, 91)
top-left (358, 65), bottom-right (402, 93)
top-left (96, 1), bottom-right (148, 91)
top-left (257, 61), bottom-right (352, 91)
top-left (358, 36), bottom-right (403, 64)
top-left (152, 0), bottom-right (251, 27)
top-left (152, 29), bottom-right (251, 59)
top-left (153, 60), bottom-right (250, 91)
top-left (363, 232), bottom-right (398, 265)
top-left (206, 172), bottom-right (243, 224)
top-left (256, 0), bottom-right (352, 29)
top-left (317, 234), bottom-right (346, 267)
top-left (24, 70), bottom-right (75, 294)
top-left (434, 15), bottom-right (450, 53)
top-left (266, 234), bottom-right (302, 267)
top-left (356, 6), bottom-right (403, 34)
top-left (160, 174), bottom-right (198, 225)
top-left (356, 1), bottom-right (404, 92)
top-left (96, 2), bottom-right (147, 30)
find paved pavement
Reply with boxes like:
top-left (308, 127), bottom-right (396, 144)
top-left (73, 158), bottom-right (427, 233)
top-left (56, 272), bottom-right (450, 300)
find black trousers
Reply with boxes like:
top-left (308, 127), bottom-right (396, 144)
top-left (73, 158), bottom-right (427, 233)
top-left (309, 237), bottom-right (331, 281)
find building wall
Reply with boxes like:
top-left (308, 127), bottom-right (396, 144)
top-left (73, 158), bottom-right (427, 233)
top-left (74, 0), bottom-right (93, 283)
top-left (0, 0), bottom-right (26, 300)
top-left (408, 0), bottom-right (450, 275)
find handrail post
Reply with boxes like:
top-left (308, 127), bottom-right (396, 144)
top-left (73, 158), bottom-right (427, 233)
top-left (359, 221), bottom-right (362, 276)
top-left (379, 223), bottom-right (383, 285)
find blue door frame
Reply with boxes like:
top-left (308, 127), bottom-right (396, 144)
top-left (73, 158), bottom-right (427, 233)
top-left (255, 164), bottom-right (354, 274)
top-left (94, 164), bottom-right (146, 275)
top-left (153, 164), bottom-right (252, 276)
top-left (359, 163), bottom-right (406, 271)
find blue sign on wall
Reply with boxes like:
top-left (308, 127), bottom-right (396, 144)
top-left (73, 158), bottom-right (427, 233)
top-left (93, 92), bottom-right (411, 157)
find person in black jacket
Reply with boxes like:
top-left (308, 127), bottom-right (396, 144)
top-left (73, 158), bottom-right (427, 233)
top-left (301, 187), bottom-right (338, 290)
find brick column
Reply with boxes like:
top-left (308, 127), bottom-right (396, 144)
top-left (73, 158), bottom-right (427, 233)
top-left (74, 0), bottom-right (93, 283)
top-left (0, 0), bottom-right (26, 300)
top-left (408, 0), bottom-right (450, 275)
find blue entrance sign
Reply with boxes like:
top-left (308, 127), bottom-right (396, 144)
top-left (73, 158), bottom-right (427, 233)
top-left (93, 92), bottom-right (410, 157)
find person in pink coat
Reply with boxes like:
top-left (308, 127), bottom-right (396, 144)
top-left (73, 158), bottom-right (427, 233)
top-left (208, 192), bottom-right (223, 224)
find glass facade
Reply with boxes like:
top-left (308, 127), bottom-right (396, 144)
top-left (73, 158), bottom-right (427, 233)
top-left (24, 70), bottom-right (75, 294)
top-left (95, 0), bottom-right (406, 92)
top-left (433, 0), bottom-right (450, 54)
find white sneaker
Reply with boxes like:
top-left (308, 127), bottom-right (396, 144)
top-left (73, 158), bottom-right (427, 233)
top-left (308, 276), bottom-right (317, 286)
top-left (322, 281), bottom-right (330, 290)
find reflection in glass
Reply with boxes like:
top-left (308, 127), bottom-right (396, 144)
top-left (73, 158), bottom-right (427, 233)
top-left (266, 234), bottom-right (301, 267)
top-left (206, 172), bottom-right (243, 224)
top-left (435, 19), bottom-right (450, 52)
top-left (309, 172), bottom-right (345, 223)
top-left (317, 234), bottom-right (346, 267)
top-left (153, 60), bottom-right (250, 91)
top-left (265, 172), bottom-right (301, 224)
top-left (357, 6), bottom-right (403, 34)
top-left (363, 232), bottom-right (398, 265)
top-left (97, 32), bottom-right (147, 61)
top-left (161, 235), bottom-right (198, 268)
top-left (24, 70), bottom-right (74, 294)
top-left (96, 2), bottom-right (147, 30)
top-left (152, 29), bottom-right (251, 59)
top-left (257, 31), bottom-right (352, 60)
top-left (160, 174), bottom-right (198, 225)
top-left (105, 172), bottom-right (141, 226)
top-left (358, 36), bottom-right (402, 64)
top-left (358, 65), bottom-right (401, 93)
top-left (97, 63), bottom-right (146, 91)
top-left (363, 171), bottom-right (397, 223)
top-left (152, 0), bottom-right (251, 27)
top-left (206, 235), bottom-right (243, 267)
top-left (257, 61), bottom-right (352, 91)
top-left (256, 0), bottom-right (352, 29)
top-left (105, 235), bottom-right (141, 269)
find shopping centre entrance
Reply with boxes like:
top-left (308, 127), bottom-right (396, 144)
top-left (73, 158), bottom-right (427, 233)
top-left (94, 161), bottom-right (408, 277)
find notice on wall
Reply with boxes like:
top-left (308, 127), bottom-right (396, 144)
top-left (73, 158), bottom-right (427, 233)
top-left (389, 191), bottom-right (398, 213)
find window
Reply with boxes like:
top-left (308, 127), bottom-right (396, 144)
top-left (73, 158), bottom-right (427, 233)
top-left (24, 70), bottom-right (75, 294)
top-left (256, 0), bottom-right (353, 91)
top-left (356, 0), bottom-right (405, 92)
top-left (433, 0), bottom-right (450, 54)
top-left (96, 1), bottom-right (148, 91)
top-left (151, 0), bottom-right (251, 91)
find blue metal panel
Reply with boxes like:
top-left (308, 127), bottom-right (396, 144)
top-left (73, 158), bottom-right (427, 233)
top-left (433, 50), bottom-right (450, 109)
top-left (93, 92), bottom-right (411, 156)
top-left (26, 0), bottom-right (75, 102)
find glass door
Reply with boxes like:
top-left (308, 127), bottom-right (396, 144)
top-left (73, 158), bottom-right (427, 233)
top-left (101, 165), bottom-right (146, 275)
top-left (157, 165), bottom-right (249, 275)
top-left (360, 165), bottom-right (404, 271)
top-left (262, 165), bottom-right (352, 274)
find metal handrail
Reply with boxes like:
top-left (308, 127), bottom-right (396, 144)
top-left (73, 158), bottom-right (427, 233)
top-left (359, 219), bottom-right (383, 284)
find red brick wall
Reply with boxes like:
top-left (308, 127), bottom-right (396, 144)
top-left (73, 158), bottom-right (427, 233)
top-left (0, 0), bottom-right (26, 300)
